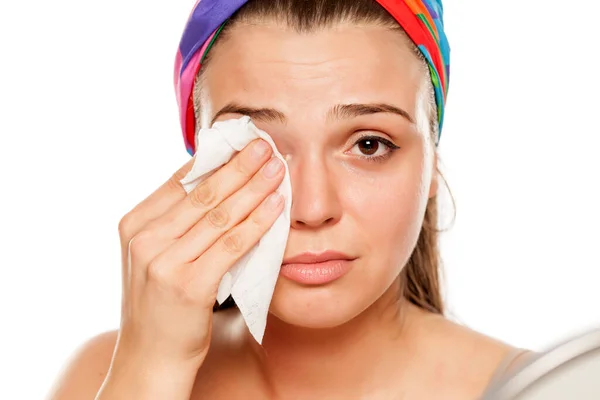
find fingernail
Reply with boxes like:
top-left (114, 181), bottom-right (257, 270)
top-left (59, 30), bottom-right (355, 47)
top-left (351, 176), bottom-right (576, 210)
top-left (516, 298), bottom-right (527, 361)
top-left (266, 192), bottom-right (283, 210)
top-left (263, 158), bottom-right (283, 178)
top-left (252, 140), bottom-right (270, 159)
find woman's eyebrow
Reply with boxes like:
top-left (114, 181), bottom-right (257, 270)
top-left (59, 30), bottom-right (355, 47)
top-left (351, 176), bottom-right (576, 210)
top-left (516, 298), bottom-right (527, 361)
top-left (327, 103), bottom-right (414, 124)
top-left (211, 103), bottom-right (286, 126)
top-left (210, 102), bottom-right (414, 126)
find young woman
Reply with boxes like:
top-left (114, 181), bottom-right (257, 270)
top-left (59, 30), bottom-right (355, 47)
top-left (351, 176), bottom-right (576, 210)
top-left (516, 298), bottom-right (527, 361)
top-left (49, 1), bottom-right (534, 399)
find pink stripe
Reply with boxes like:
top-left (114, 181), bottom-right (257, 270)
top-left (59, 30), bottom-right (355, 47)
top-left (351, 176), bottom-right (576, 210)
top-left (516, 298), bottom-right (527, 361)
top-left (177, 30), bottom-right (218, 136)
top-left (174, 50), bottom-right (183, 101)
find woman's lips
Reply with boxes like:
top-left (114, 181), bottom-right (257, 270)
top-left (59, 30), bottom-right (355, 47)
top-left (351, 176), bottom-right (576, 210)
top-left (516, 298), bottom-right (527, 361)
top-left (279, 259), bottom-right (354, 285)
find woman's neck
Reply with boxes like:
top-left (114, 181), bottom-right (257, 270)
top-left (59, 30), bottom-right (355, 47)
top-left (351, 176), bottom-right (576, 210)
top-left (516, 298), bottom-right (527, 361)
top-left (247, 288), bottom-right (431, 398)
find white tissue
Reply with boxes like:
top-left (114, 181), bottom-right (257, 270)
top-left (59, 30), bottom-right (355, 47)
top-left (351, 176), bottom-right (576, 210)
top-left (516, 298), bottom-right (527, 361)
top-left (179, 116), bottom-right (292, 344)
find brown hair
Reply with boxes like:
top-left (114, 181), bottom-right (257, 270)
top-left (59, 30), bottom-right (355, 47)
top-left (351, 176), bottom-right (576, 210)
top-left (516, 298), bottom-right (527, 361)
top-left (193, 0), bottom-right (451, 315)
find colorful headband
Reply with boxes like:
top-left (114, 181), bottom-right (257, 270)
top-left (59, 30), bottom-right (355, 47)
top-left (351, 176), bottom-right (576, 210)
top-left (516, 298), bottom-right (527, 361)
top-left (174, 0), bottom-right (450, 156)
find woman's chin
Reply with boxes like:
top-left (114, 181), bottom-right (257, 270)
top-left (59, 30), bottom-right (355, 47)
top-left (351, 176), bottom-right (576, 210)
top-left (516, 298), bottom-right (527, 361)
top-left (268, 285), bottom-right (369, 329)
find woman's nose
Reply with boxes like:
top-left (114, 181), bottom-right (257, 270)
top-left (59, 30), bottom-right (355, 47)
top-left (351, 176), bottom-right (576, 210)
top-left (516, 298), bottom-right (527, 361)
top-left (286, 154), bottom-right (342, 229)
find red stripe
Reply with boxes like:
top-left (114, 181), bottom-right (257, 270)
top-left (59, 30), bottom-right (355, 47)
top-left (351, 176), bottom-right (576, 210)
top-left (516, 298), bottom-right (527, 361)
top-left (185, 61), bottom-right (203, 154)
top-left (377, 0), bottom-right (445, 94)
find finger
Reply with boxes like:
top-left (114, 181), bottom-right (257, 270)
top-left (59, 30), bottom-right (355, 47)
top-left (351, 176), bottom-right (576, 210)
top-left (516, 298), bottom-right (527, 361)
top-left (145, 138), bottom-right (273, 239)
top-left (119, 157), bottom-right (196, 243)
top-left (187, 190), bottom-right (285, 294)
top-left (158, 156), bottom-right (285, 265)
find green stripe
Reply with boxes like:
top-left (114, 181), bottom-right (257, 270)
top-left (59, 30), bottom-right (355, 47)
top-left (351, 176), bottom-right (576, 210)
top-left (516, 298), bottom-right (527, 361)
top-left (417, 14), bottom-right (445, 88)
top-left (417, 14), bottom-right (440, 49)
top-left (200, 21), bottom-right (227, 64)
top-left (429, 64), bottom-right (439, 86)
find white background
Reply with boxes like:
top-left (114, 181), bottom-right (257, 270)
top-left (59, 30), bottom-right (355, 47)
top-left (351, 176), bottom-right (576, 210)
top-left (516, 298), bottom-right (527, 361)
top-left (1, 0), bottom-right (599, 399)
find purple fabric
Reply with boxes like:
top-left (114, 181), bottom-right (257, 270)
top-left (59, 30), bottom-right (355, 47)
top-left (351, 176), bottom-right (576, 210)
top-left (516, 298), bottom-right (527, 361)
top-left (179, 0), bottom-right (249, 74)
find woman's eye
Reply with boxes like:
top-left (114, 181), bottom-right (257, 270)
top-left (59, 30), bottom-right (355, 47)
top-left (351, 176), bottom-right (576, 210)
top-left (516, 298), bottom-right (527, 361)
top-left (349, 136), bottom-right (400, 161)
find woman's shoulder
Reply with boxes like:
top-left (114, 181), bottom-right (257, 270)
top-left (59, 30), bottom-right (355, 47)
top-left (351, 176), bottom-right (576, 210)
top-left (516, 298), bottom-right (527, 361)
top-left (46, 330), bottom-right (119, 399)
top-left (413, 309), bottom-right (536, 398)
top-left (46, 311), bottom-right (263, 399)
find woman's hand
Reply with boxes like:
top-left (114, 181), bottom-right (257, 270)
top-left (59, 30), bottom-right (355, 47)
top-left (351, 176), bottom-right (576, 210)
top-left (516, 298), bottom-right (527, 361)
top-left (99, 138), bottom-right (285, 399)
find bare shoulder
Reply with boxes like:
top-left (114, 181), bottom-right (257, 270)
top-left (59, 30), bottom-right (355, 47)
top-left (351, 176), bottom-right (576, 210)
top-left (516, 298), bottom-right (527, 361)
top-left (412, 308), bottom-right (535, 398)
top-left (46, 310), bottom-right (264, 400)
top-left (46, 330), bottom-right (118, 399)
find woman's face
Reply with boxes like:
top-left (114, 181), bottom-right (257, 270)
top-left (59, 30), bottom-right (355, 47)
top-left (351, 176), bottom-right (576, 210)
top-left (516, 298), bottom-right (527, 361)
top-left (200, 22), bottom-right (437, 328)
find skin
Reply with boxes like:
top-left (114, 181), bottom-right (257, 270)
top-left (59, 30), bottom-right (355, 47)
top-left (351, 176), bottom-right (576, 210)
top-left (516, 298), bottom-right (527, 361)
top-left (47, 23), bottom-right (533, 400)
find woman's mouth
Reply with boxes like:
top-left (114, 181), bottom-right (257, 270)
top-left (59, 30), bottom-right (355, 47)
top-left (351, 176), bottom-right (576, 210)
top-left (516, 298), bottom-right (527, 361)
top-left (280, 251), bottom-right (355, 285)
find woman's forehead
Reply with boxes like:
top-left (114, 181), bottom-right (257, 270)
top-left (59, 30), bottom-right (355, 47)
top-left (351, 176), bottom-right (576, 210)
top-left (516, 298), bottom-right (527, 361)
top-left (202, 24), bottom-right (425, 116)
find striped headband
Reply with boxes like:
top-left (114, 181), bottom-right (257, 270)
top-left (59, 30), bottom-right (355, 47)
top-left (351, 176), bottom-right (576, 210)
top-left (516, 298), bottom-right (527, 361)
top-left (174, 0), bottom-right (450, 156)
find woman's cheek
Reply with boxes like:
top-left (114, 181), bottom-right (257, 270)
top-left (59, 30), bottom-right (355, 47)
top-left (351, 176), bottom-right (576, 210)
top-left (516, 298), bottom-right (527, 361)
top-left (354, 172), bottom-right (426, 255)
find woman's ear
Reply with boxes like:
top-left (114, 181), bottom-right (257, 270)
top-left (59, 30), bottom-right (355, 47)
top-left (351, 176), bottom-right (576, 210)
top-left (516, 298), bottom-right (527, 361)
top-left (428, 152), bottom-right (438, 199)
